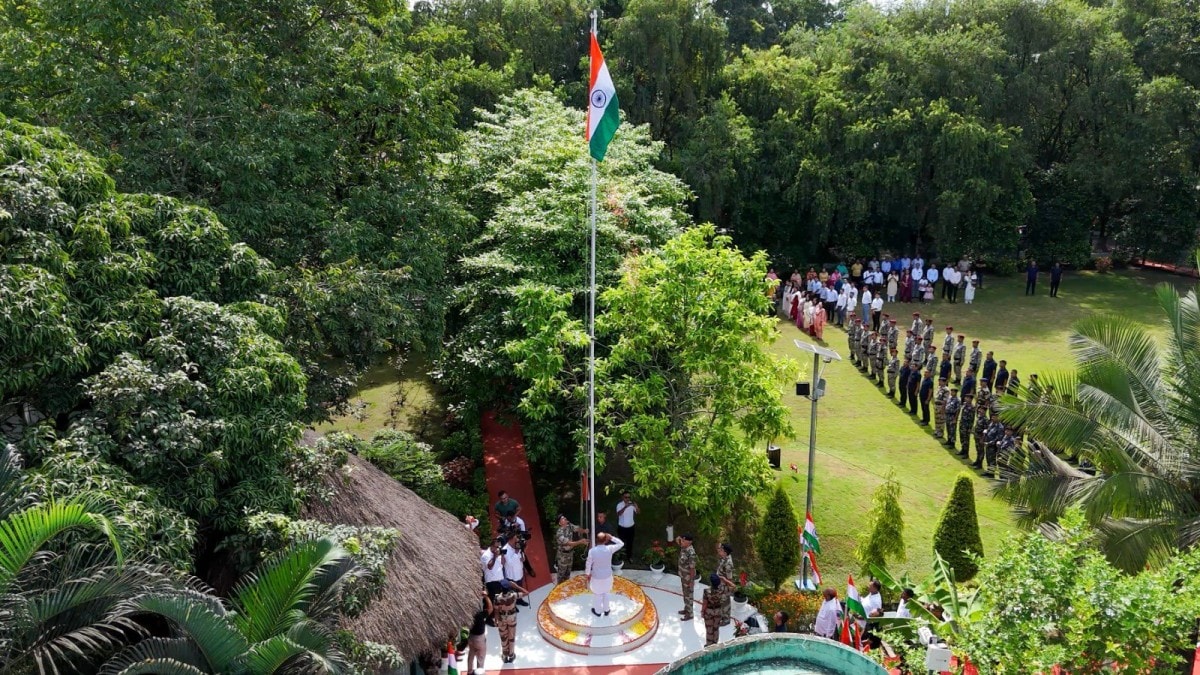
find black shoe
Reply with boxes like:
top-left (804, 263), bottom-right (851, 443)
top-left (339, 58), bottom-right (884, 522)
top-left (604, 611), bottom-right (610, 616)
top-left (592, 609), bottom-right (601, 617)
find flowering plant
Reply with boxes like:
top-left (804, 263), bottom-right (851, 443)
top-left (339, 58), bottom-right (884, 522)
top-left (1094, 256), bottom-right (1112, 274)
top-left (643, 540), bottom-right (676, 567)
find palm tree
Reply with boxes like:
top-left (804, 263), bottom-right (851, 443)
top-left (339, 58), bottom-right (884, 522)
top-left (998, 275), bottom-right (1200, 572)
top-left (0, 444), bottom-right (179, 675)
top-left (98, 537), bottom-right (365, 675)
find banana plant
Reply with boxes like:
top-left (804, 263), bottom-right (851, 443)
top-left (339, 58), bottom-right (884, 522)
top-left (870, 551), bottom-right (984, 642)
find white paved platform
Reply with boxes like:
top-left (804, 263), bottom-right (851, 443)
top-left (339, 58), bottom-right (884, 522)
top-left (478, 570), bottom-right (744, 672)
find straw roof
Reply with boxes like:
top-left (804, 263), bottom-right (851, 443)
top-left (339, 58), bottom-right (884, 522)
top-left (302, 452), bottom-right (482, 661)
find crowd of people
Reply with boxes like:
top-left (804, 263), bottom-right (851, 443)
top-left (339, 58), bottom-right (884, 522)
top-left (773, 255), bottom-right (1066, 480)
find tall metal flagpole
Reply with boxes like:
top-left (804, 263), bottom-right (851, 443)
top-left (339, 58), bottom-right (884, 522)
top-left (587, 9), bottom-right (599, 549)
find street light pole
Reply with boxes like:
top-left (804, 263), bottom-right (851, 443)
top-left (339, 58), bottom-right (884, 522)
top-left (792, 339), bottom-right (841, 591)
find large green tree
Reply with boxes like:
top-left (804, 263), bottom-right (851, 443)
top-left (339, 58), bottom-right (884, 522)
top-left (998, 266), bottom-right (1200, 572)
top-left (508, 225), bottom-right (793, 530)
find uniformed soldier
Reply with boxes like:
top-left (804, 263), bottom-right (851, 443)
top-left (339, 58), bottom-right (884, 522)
top-left (495, 589), bottom-right (519, 663)
top-left (677, 534), bottom-right (697, 620)
top-left (715, 543), bottom-right (735, 626)
top-left (982, 414), bottom-right (1005, 477)
top-left (866, 334), bottom-right (879, 380)
top-left (903, 330), bottom-right (915, 362)
top-left (961, 367), bottom-right (977, 399)
top-left (1007, 369), bottom-right (1021, 396)
top-left (942, 326), bottom-right (955, 362)
top-left (933, 377), bottom-right (950, 439)
top-left (886, 348), bottom-right (900, 398)
top-left (858, 329), bottom-right (872, 373)
top-left (996, 426), bottom-right (1018, 477)
top-left (952, 334), bottom-right (967, 384)
top-left (912, 336), bottom-right (924, 367)
top-left (906, 362), bottom-right (921, 415)
top-left (554, 515), bottom-right (588, 584)
top-left (887, 319), bottom-right (899, 352)
top-left (994, 359), bottom-right (1010, 393)
top-left (922, 318), bottom-right (935, 345)
top-left (874, 336), bottom-right (887, 384)
top-left (848, 318), bottom-right (859, 364)
top-left (973, 394), bottom-right (991, 467)
top-left (702, 574), bottom-right (723, 646)
top-left (939, 351), bottom-right (953, 382)
top-left (944, 386), bottom-right (961, 449)
top-left (958, 394), bottom-right (976, 459)
top-left (910, 312), bottom-right (923, 337)
top-left (919, 369), bottom-right (934, 425)
top-left (898, 359), bottom-right (912, 408)
top-left (925, 344), bottom-right (939, 374)
top-left (968, 339), bottom-right (983, 377)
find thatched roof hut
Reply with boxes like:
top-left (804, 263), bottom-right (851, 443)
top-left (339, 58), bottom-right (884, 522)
top-left (303, 452), bottom-right (482, 661)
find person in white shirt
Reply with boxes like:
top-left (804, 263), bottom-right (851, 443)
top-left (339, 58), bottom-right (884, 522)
top-left (944, 267), bottom-right (961, 303)
top-left (860, 286), bottom-right (873, 323)
top-left (482, 538), bottom-right (507, 607)
top-left (896, 588), bottom-right (915, 619)
top-left (925, 266), bottom-right (939, 299)
top-left (860, 580), bottom-right (884, 629)
top-left (615, 491), bottom-right (639, 560)
top-left (835, 287), bottom-right (848, 326)
top-left (870, 294), bottom-right (884, 331)
top-left (814, 588), bottom-right (842, 638)
top-left (586, 533), bottom-right (625, 616)
top-left (501, 532), bottom-right (531, 606)
top-left (941, 264), bottom-right (955, 301)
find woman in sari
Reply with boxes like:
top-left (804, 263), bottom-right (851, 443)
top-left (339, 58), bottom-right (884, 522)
top-left (813, 301), bottom-right (826, 341)
top-left (789, 287), bottom-right (800, 321)
top-left (899, 270), bottom-right (912, 303)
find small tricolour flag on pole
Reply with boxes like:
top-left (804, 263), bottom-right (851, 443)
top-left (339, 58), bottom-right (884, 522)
top-left (587, 32), bottom-right (620, 162)
top-left (845, 575), bottom-right (865, 619)
top-left (803, 512), bottom-right (821, 554)
top-left (445, 640), bottom-right (458, 675)
top-left (840, 613), bottom-right (863, 651)
top-left (805, 549), bottom-right (822, 585)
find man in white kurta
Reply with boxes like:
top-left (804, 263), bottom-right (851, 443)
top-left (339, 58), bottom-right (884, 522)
top-left (814, 588), bottom-right (842, 638)
top-left (585, 533), bottom-right (624, 616)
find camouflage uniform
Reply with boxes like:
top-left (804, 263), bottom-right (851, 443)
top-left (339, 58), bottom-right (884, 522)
top-left (702, 586), bottom-right (722, 646)
top-left (886, 352), bottom-right (900, 397)
top-left (858, 331), bottom-right (871, 372)
top-left (983, 419), bottom-right (1005, 474)
top-left (969, 344), bottom-right (983, 378)
top-left (996, 431), bottom-right (1018, 474)
top-left (944, 392), bottom-right (961, 449)
top-left (958, 397), bottom-right (976, 458)
top-left (495, 590), bottom-right (519, 662)
top-left (716, 555), bottom-right (734, 626)
top-left (942, 331), bottom-right (955, 362)
top-left (555, 523), bottom-right (578, 584)
top-left (911, 316), bottom-right (924, 337)
top-left (866, 336), bottom-right (878, 379)
top-left (848, 322), bottom-right (859, 363)
top-left (678, 543), bottom-right (697, 619)
top-left (887, 324), bottom-right (899, 352)
top-left (923, 323), bottom-right (935, 346)
top-left (973, 401), bottom-right (991, 466)
top-left (873, 339), bottom-right (886, 383)
top-left (925, 348), bottom-right (939, 374)
top-left (933, 382), bottom-right (950, 439)
top-left (952, 339), bottom-right (966, 383)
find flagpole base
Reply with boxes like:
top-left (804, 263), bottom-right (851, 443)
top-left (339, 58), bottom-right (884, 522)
top-left (794, 578), bottom-right (818, 592)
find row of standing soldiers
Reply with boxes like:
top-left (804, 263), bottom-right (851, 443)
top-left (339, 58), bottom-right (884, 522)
top-left (847, 311), bottom-right (1026, 477)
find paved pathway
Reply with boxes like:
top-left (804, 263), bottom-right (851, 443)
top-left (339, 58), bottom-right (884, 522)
top-left (481, 410), bottom-right (552, 590)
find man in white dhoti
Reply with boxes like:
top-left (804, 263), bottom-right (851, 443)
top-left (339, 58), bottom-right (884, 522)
top-left (585, 533), bottom-right (624, 617)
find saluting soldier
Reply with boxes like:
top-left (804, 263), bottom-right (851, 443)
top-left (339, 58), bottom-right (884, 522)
top-left (952, 334), bottom-right (967, 384)
top-left (958, 394), bottom-right (976, 459)
top-left (495, 589), bottom-right (519, 663)
top-left (933, 377), bottom-right (950, 439)
top-left (968, 339), bottom-right (983, 378)
top-left (942, 326), bottom-right (955, 362)
top-left (886, 348), bottom-right (901, 398)
top-left (554, 514), bottom-right (588, 584)
top-left (677, 534), bottom-right (697, 620)
top-left (944, 386), bottom-right (961, 449)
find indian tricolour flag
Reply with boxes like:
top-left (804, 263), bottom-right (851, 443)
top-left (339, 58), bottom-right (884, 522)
top-left (845, 575), bottom-right (866, 618)
top-left (587, 32), bottom-right (620, 162)
top-left (445, 641), bottom-right (458, 675)
top-left (803, 512), bottom-right (821, 554)
top-left (805, 549), bottom-right (822, 585)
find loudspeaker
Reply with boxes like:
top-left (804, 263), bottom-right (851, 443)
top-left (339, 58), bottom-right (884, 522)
top-left (796, 382), bottom-right (811, 397)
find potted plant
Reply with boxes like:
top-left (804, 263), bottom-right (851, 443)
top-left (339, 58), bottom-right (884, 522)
top-left (644, 541), bottom-right (669, 578)
top-left (732, 572), bottom-right (752, 615)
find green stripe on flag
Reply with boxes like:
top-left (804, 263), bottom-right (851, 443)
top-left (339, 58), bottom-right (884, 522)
top-left (589, 92), bottom-right (620, 162)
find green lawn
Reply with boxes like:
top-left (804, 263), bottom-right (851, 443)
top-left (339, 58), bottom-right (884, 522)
top-left (768, 267), bottom-right (1188, 584)
top-left (318, 354), bottom-right (444, 443)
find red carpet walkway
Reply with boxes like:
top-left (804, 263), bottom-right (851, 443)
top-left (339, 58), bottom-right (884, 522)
top-left (481, 410), bottom-right (552, 591)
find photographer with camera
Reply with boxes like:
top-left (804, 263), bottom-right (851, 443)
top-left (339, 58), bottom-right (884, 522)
top-left (501, 531), bottom-right (531, 607)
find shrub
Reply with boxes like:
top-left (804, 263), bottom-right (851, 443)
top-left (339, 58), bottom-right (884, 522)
top-left (757, 483), bottom-right (801, 589)
top-left (1094, 256), bottom-right (1113, 274)
top-left (854, 468), bottom-right (906, 576)
top-left (932, 474), bottom-right (984, 581)
top-left (360, 429), bottom-right (444, 492)
top-left (758, 591), bottom-right (824, 632)
top-left (441, 456), bottom-right (475, 488)
top-left (419, 482), bottom-right (491, 544)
